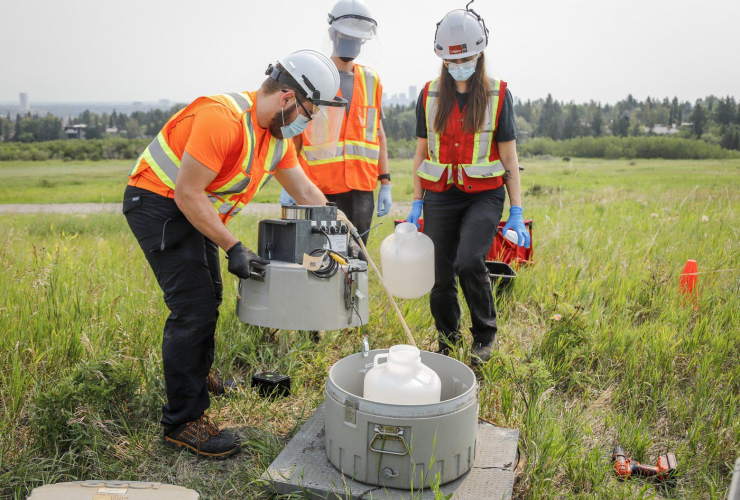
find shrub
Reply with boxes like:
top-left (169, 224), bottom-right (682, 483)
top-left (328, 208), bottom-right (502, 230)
top-left (29, 358), bottom-right (153, 454)
top-left (0, 138), bottom-right (149, 161)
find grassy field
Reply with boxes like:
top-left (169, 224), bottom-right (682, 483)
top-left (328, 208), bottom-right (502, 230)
top-left (0, 159), bottom-right (413, 205)
top-left (0, 158), bottom-right (738, 499)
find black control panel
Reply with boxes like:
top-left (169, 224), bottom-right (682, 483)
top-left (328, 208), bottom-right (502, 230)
top-left (258, 205), bottom-right (350, 263)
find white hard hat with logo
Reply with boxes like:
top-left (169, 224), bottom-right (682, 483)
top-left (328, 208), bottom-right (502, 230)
top-left (266, 49), bottom-right (347, 158)
top-left (323, 0), bottom-right (382, 68)
top-left (434, 0), bottom-right (489, 60)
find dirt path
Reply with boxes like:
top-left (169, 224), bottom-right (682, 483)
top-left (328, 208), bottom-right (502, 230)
top-left (0, 202), bottom-right (412, 216)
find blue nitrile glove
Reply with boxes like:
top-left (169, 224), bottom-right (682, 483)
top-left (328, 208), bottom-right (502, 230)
top-left (279, 187), bottom-right (296, 206)
top-left (406, 200), bottom-right (424, 229)
top-left (501, 206), bottom-right (530, 248)
top-left (377, 184), bottom-right (392, 217)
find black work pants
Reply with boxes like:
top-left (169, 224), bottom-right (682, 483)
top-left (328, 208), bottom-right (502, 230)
top-left (423, 186), bottom-right (506, 347)
top-left (123, 185), bottom-right (222, 430)
top-left (326, 190), bottom-right (375, 246)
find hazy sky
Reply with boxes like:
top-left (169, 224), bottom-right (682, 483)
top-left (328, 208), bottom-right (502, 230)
top-left (1, 0), bottom-right (738, 104)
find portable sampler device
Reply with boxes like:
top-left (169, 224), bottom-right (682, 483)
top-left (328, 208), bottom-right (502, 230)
top-left (236, 205), bottom-right (369, 331)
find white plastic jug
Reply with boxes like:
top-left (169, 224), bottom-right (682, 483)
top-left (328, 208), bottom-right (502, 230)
top-left (363, 345), bottom-right (442, 405)
top-left (380, 222), bottom-right (434, 299)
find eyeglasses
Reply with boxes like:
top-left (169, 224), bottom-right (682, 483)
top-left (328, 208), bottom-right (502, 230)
top-left (282, 90), bottom-right (316, 121)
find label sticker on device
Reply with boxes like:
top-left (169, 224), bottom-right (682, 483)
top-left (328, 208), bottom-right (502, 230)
top-left (302, 252), bottom-right (326, 271)
top-left (323, 234), bottom-right (348, 252)
top-left (355, 289), bottom-right (366, 300)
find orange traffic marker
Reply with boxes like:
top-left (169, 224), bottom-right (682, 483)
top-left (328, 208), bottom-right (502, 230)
top-left (679, 259), bottom-right (698, 310)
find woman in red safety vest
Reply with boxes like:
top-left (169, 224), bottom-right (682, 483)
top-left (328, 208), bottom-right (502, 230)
top-left (406, 3), bottom-right (530, 365)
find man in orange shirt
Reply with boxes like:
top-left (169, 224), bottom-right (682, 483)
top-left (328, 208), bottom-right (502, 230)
top-left (123, 49), bottom-right (344, 459)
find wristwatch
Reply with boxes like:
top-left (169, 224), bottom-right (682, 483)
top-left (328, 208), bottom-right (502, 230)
top-left (378, 173), bottom-right (391, 181)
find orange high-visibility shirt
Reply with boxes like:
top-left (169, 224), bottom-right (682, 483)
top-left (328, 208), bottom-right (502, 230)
top-left (129, 92), bottom-right (298, 197)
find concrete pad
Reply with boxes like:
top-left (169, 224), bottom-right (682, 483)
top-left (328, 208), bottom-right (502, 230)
top-left (261, 403), bottom-right (519, 500)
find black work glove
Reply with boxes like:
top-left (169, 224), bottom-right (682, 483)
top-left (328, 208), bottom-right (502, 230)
top-left (226, 241), bottom-right (269, 279)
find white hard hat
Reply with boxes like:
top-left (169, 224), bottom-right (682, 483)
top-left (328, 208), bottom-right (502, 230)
top-left (268, 49), bottom-right (342, 107)
top-left (328, 0), bottom-right (377, 40)
top-left (434, 2), bottom-right (489, 60)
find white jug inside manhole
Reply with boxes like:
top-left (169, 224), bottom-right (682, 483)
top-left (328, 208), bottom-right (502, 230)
top-left (380, 222), bottom-right (434, 299)
top-left (363, 345), bottom-right (442, 405)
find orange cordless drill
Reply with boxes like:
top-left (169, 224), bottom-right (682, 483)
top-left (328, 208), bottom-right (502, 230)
top-left (611, 446), bottom-right (677, 481)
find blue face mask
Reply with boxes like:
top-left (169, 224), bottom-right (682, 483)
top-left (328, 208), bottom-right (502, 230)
top-left (280, 99), bottom-right (310, 139)
top-left (447, 57), bottom-right (478, 82)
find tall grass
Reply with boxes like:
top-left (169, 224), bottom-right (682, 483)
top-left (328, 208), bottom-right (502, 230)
top-left (0, 159), bottom-right (738, 499)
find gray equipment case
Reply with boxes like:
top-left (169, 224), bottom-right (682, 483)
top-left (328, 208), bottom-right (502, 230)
top-left (237, 204), bottom-right (369, 331)
top-left (28, 481), bottom-right (199, 500)
top-left (324, 350), bottom-right (479, 489)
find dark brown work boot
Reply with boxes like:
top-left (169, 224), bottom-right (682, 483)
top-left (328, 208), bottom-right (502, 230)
top-left (164, 415), bottom-right (240, 460)
top-left (206, 372), bottom-right (239, 396)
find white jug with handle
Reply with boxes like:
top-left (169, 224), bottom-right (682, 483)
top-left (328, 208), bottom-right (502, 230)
top-left (380, 222), bottom-right (434, 299)
top-left (363, 345), bottom-right (442, 405)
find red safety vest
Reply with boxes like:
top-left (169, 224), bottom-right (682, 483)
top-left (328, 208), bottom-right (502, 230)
top-left (418, 78), bottom-right (507, 193)
top-left (297, 64), bottom-right (382, 194)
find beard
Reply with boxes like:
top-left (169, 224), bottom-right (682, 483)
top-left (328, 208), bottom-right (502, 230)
top-left (267, 106), bottom-right (299, 139)
top-left (268, 110), bottom-right (284, 139)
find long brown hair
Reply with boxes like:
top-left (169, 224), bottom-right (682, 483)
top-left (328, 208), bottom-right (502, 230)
top-left (433, 52), bottom-right (491, 134)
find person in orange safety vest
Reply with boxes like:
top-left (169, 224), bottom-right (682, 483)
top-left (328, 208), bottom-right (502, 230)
top-left (280, 0), bottom-right (391, 257)
top-left (123, 49), bottom-right (346, 460)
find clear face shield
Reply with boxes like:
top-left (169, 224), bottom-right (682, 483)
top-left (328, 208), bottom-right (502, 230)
top-left (322, 15), bottom-right (382, 69)
top-left (303, 96), bottom-right (347, 160)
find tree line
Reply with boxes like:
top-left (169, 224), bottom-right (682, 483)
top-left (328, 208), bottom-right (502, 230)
top-left (515, 94), bottom-right (740, 151)
top-left (0, 107), bottom-right (182, 143)
top-left (2, 94), bottom-right (740, 161)
top-left (380, 94), bottom-right (740, 152)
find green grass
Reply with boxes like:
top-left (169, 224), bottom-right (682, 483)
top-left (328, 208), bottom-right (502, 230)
top-left (0, 158), bottom-right (738, 499)
top-left (0, 160), bottom-right (133, 204)
top-left (0, 158), bottom-right (414, 204)
top-left (2, 157), bottom-right (740, 206)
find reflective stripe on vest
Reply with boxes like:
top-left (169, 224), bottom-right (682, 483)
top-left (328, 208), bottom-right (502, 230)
top-left (213, 111), bottom-right (256, 195)
top-left (254, 137), bottom-right (285, 192)
top-left (301, 65), bottom-right (380, 167)
top-left (345, 140), bottom-right (380, 161)
top-left (218, 92), bottom-right (252, 114)
top-left (129, 92), bottom-right (287, 220)
top-left (303, 142), bottom-right (346, 164)
top-left (358, 66), bottom-right (379, 142)
top-left (425, 80), bottom-right (442, 163)
top-left (129, 131), bottom-right (181, 189)
top-left (417, 159), bottom-right (447, 182)
top-left (424, 78), bottom-right (505, 179)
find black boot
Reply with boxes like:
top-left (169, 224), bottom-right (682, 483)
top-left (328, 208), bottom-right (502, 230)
top-left (471, 338), bottom-right (498, 366)
top-left (164, 415), bottom-right (240, 460)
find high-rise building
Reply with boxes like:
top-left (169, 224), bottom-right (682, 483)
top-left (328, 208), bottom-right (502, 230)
top-left (408, 86), bottom-right (418, 101)
top-left (19, 93), bottom-right (29, 112)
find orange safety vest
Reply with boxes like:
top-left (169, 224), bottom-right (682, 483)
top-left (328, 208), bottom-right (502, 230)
top-left (418, 78), bottom-right (507, 193)
top-left (128, 91), bottom-right (288, 224)
top-left (297, 64), bottom-right (382, 194)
